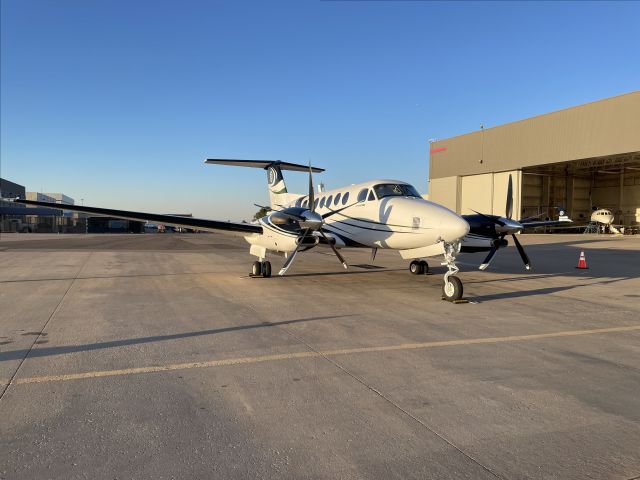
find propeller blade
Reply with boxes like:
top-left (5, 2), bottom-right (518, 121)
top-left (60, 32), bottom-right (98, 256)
top-left (506, 174), bottom-right (513, 219)
top-left (273, 210), bottom-right (305, 222)
top-left (479, 246), bottom-right (499, 270)
top-left (321, 200), bottom-right (363, 219)
top-left (470, 209), bottom-right (506, 227)
top-left (308, 162), bottom-right (315, 213)
top-left (511, 234), bottom-right (531, 270)
top-left (278, 229), bottom-right (309, 275)
top-left (319, 230), bottom-right (348, 269)
top-left (371, 247), bottom-right (377, 262)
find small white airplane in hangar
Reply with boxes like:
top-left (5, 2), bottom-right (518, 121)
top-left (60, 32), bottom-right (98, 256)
top-left (16, 159), bottom-right (471, 301)
top-left (591, 208), bottom-right (615, 225)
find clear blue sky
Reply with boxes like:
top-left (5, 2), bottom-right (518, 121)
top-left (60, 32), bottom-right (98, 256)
top-left (2, 1), bottom-right (639, 220)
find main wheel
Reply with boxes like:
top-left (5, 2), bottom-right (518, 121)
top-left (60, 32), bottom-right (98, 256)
top-left (442, 276), bottom-right (463, 302)
top-left (251, 261), bottom-right (262, 276)
top-left (262, 261), bottom-right (272, 278)
top-left (419, 260), bottom-right (429, 274)
top-left (409, 260), bottom-right (423, 275)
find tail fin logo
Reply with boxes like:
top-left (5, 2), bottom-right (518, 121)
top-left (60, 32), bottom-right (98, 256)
top-left (268, 166), bottom-right (278, 186)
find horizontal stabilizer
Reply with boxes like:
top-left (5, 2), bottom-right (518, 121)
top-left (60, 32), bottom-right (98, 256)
top-left (205, 159), bottom-right (324, 173)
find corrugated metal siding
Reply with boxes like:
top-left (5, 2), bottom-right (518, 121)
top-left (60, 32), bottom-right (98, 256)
top-left (429, 91), bottom-right (640, 179)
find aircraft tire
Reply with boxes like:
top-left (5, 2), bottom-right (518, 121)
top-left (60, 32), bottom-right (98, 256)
top-left (409, 260), bottom-right (423, 275)
top-left (252, 261), bottom-right (262, 277)
top-left (442, 276), bottom-right (463, 302)
top-left (262, 261), bottom-right (272, 278)
top-left (419, 260), bottom-right (429, 274)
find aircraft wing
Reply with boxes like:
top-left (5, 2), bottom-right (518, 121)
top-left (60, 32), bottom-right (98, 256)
top-left (13, 199), bottom-right (262, 236)
top-left (521, 219), bottom-right (573, 229)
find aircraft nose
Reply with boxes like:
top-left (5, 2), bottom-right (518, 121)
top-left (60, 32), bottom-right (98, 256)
top-left (440, 213), bottom-right (470, 243)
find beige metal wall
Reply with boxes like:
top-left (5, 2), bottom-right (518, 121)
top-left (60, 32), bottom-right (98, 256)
top-left (430, 170), bottom-right (521, 216)
top-left (428, 176), bottom-right (459, 212)
top-left (429, 91), bottom-right (640, 180)
top-left (460, 174), bottom-right (493, 214)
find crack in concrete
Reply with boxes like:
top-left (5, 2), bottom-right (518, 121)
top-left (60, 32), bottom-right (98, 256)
top-left (0, 252), bottom-right (93, 402)
top-left (246, 303), bottom-right (506, 480)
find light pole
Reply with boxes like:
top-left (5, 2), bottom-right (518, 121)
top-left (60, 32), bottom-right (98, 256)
top-left (480, 124), bottom-right (484, 164)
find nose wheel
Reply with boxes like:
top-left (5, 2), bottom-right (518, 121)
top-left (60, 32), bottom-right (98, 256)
top-left (251, 260), bottom-right (272, 278)
top-left (442, 275), bottom-right (463, 301)
top-left (441, 241), bottom-right (464, 302)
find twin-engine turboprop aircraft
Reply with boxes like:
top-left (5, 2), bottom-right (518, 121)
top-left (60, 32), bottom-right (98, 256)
top-left (15, 159), bottom-right (470, 301)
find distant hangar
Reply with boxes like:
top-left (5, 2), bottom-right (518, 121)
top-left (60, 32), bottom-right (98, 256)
top-left (428, 91), bottom-right (640, 227)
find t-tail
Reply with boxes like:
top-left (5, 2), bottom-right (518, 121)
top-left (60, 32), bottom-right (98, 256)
top-left (204, 159), bottom-right (324, 209)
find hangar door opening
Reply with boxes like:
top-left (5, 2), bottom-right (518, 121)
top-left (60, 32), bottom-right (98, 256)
top-left (522, 152), bottom-right (640, 226)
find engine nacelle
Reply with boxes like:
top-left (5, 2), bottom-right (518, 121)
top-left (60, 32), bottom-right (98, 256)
top-left (492, 238), bottom-right (509, 248)
top-left (296, 235), bottom-right (319, 246)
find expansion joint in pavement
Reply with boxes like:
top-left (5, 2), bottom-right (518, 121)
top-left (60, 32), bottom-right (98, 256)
top-left (0, 252), bottom-right (93, 402)
top-left (249, 305), bottom-right (506, 480)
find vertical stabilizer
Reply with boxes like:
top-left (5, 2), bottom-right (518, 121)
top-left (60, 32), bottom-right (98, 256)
top-left (266, 164), bottom-right (288, 209)
top-left (204, 159), bottom-right (325, 209)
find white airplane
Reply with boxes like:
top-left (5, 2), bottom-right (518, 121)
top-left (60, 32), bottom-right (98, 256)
top-left (15, 159), bottom-right (470, 301)
top-left (591, 209), bottom-right (614, 225)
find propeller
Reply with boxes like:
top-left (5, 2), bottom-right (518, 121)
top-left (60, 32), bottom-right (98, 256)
top-left (478, 174), bottom-right (531, 270)
top-left (277, 163), bottom-right (350, 275)
top-left (505, 174), bottom-right (513, 220)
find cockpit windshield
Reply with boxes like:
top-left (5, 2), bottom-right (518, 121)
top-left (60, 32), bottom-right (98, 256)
top-left (373, 183), bottom-right (421, 199)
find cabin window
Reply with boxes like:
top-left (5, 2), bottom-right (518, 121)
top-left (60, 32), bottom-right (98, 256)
top-left (302, 199), bottom-right (308, 208)
top-left (342, 192), bottom-right (349, 205)
top-left (295, 198), bottom-right (302, 207)
top-left (357, 188), bottom-right (368, 202)
top-left (326, 195), bottom-right (333, 207)
top-left (334, 193), bottom-right (341, 205)
top-left (368, 190), bottom-right (376, 201)
top-left (320, 197), bottom-right (326, 209)
top-left (314, 198), bottom-right (319, 210)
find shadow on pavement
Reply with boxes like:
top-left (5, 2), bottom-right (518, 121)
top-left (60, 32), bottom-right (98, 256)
top-left (0, 314), bottom-right (354, 362)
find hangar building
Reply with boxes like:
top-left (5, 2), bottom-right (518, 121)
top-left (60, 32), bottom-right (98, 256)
top-left (428, 91), bottom-right (640, 227)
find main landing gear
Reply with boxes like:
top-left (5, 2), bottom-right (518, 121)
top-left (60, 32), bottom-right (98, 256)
top-left (251, 260), bottom-right (272, 278)
top-left (409, 260), bottom-right (429, 275)
top-left (441, 241), bottom-right (463, 302)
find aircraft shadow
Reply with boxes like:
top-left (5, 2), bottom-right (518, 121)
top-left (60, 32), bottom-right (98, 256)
top-left (0, 271), bottom-right (224, 284)
top-left (467, 276), bottom-right (629, 303)
top-left (277, 268), bottom-right (404, 278)
top-left (456, 238), bottom-right (639, 276)
top-left (0, 314), bottom-right (353, 362)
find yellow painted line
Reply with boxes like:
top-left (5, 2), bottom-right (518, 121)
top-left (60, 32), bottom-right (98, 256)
top-left (6, 324), bottom-right (640, 386)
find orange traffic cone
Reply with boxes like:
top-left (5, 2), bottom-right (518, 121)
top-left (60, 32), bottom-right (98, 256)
top-left (576, 251), bottom-right (589, 269)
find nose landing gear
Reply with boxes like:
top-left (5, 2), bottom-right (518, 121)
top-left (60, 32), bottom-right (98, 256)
top-left (441, 241), bottom-right (463, 302)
